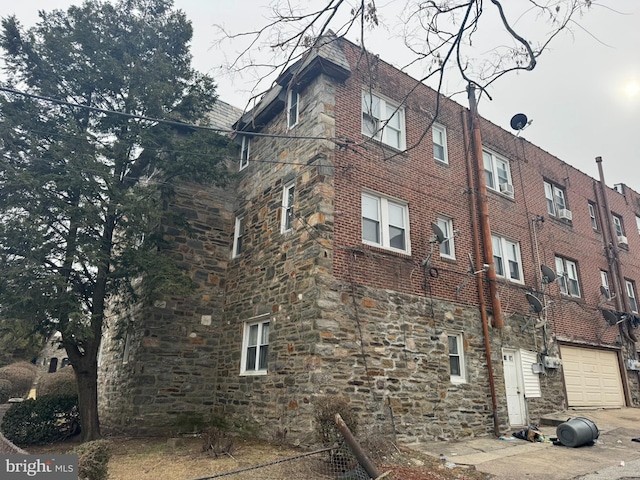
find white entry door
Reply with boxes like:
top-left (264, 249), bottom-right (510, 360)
top-left (503, 348), bottom-right (527, 426)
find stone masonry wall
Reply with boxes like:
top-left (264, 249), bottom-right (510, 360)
top-left (212, 72), bottom-right (337, 445)
top-left (98, 184), bottom-right (233, 434)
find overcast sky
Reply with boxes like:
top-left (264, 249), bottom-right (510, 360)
top-left (4, 1), bottom-right (639, 191)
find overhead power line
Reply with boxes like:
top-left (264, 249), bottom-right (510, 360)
top-left (0, 86), bottom-right (344, 143)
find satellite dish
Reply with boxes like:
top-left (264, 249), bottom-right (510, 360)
top-left (602, 309), bottom-right (620, 326)
top-left (541, 264), bottom-right (556, 284)
top-left (600, 285), bottom-right (611, 300)
top-left (510, 113), bottom-right (528, 131)
top-left (525, 293), bottom-right (543, 313)
top-left (430, 222), bottom-right (446, 244)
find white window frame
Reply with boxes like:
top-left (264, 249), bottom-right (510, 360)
top-left (281, 183), bottom-right (295, 233)
top-left (448, 333), bottom-right (466, 384)
top-left (613, 214), bottom-right (625, 238)
top-left (544, 181), bottom-right (567, 217)
top-left (361, 192), bottom-right (411, 254)
top-left (483, 150), bottom-right (513, 196)
top-left (626, 280), bottom-right (638, 314)
top-left (636, 215), bottom-right (640, 236)
top-left (432, 124), bottom-right (448, 164)
top-left (491, 235), bottom-right (523, 283)
top-left (361, 90), bottom-right (406, 150)
top-left (437, 216), bottom-right (455, 259)
top-left (287, 88), bottom-right (299, 129)
top-left (601, 270), bottom-right (611, 299)
top-left (556, 256), bottom-right (581, 297)
top-left (232, 216), bottom-right (244, 258)
top-left (240, 136), bottom-right (250, 171)
top-left (240, 318), bottom-right (270, 375)
top-left (588, 202), bottom-right (598, 230)
top-left (122, 332), bottom-right (132, 365)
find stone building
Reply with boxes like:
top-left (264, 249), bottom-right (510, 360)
top-left (98, 34), bottom-right (640, 443)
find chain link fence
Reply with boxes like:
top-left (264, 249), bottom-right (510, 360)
top-left (189, 413), bottom-right (393, 480)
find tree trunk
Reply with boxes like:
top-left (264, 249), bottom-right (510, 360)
top-left (73, 356), bottom-right (101, 442)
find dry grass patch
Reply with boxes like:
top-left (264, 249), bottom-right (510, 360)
top-left (27, 435), bottom-right (491, 480)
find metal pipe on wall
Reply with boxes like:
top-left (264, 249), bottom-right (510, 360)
top-left (461, 107), bottom-right (501, 436)
top-left (467, 84), bottom-right (504, 329)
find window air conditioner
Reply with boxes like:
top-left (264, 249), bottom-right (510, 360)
top-left (499, 183), bottom-right (514, 196)
top-left (626, 359), bottom-right (640, 371)
top-left (558, 209), bottom-right (573, 221)
top-left (618, 235), bottom-right (628, 247)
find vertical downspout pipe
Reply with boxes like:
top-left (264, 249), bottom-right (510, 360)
top-left (468, 85), bottom-right (504, 328)
top-left (596, 157), bottom-right (637, 342)
top-left (462, 109), bottom-right (501, 436)
top-left (596, 157), bottom-right (636, 406)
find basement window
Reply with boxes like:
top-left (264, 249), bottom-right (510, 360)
top-left (448, 333), bottom-right (466, 384)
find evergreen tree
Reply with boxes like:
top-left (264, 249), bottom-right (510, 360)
top-left (0, 0), bottom-right (232, 441)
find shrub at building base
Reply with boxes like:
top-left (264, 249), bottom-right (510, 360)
top-left (0, 379), bottom-right (12, 404)
top-left (71, 439), bottom-right (110, 480)
top-left (314, 396), bottom-right (359, 471)
top-left (0, 362), bottom-right (39, 401)
top-left (0, 395), bottom-right (80, 445)
top-left (37, 366), bottom-right (78, 398)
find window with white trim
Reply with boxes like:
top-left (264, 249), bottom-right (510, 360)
top-left (613, 214), bottom-right (625, 237)
top-left (626, 280), bottom-right (638, 314)
top-left (636, 215), bottom-right (640, 236)
top-left (432, 124), bottom-right (448, 163)
top-left (287, 88), bottom-right (299, 129)
top-left (281, 183), bottom-right (295, 233)
top-left (491, 235), bottom-right (523, 283)
top-left (601, 270), bottom-right (611, 299)
top-left (544, 181), bottom-right (567, 217)
top-left (588, 202), bottom-right (598, 230)
top-left (448, 333), bottom-right (466, 384)
top-left (362, 192), bottom-right (410, 254)
top-left (240, 136), bottom-right (250, 171)
top-left (241, 319), bottom-right (269, 375)
top-left (361, 91), bottom-right (406, 150)
top-left (232, 216), bottom-right (244, 258)
top-left (556, 256), bottom-right (581, 297)
top-left (437, 216), bottom-right (455, 259)
top-left (483, 150), bottom-right (513, 196)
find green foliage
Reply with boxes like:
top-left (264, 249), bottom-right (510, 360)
top-left (0, 0), bottom-right (233, 440)
top-left (0, 318), bottom-right (47, 366)
top-left (71, 439), bottom-right (111, 480)
top-left (314, 396), bottom-right (359, 447)
top-left (0, 396), bottom-right (80, 445)
top-left (0, 362), bottom-right (38, 400)
top-left (37, 366), bottom-right (78, 398)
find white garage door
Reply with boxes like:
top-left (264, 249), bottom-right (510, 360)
top-left (561, 346), bottom-right (624, 407)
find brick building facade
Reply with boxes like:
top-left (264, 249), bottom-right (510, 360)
top-left (98, 35), bottom-right (640, 443)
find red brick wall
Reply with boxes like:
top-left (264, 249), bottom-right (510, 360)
top-left (332, 38), bottom-right (640, 349)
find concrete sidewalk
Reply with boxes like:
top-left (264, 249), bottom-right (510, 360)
top-left (407, 408), bottom-right (640, 479)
